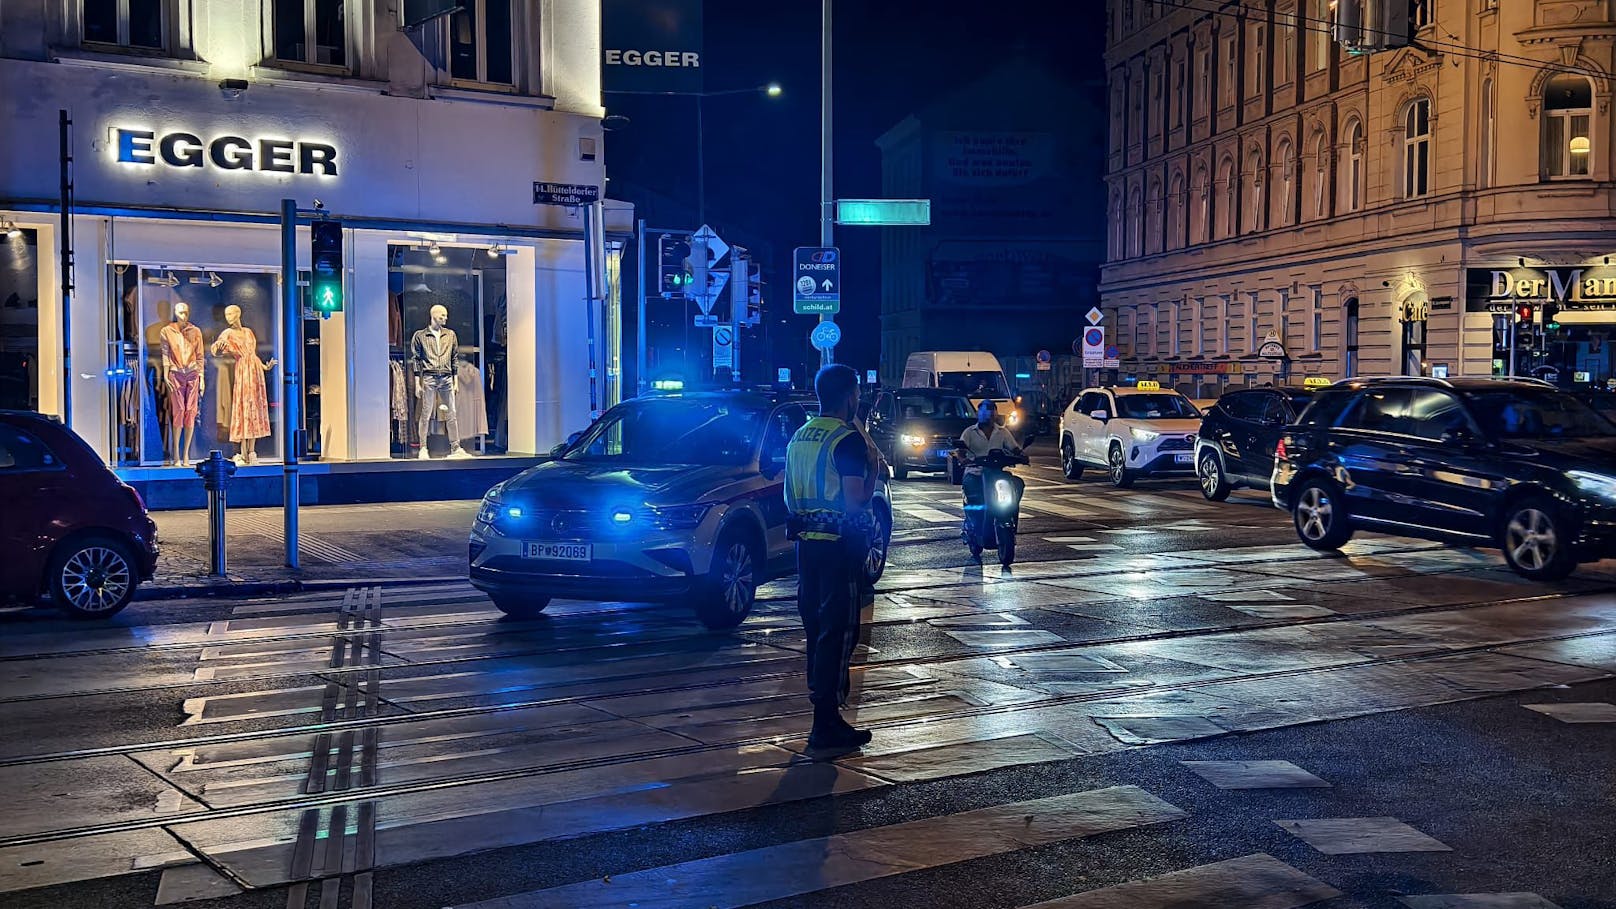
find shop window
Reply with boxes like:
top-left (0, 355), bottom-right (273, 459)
top-left (0, 229), bottom-right (40, 411)
top-left (109, 266), bottom-right (282, 467)
top-left (1344, 297), bottom-right (1359, 376)
top-left (388, 244), bottom-right (508, 459)
top-left (273, 0), bottom-right (346, 68)
top-left (1543, 74), bottom-right (1593, 180)
top-left (449, 0), bottom-right (514, 87)
top-left (83, 0), bottom-right (165, 51)
top-left (1344, 119), bottom-right (1364, 211)
top-left (1403, 98), bottom-right (1431, 199)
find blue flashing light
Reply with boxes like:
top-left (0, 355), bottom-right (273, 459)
top-left (612, 511), bottom-right (633, 524)
top-left (1014, 372), bottom-right (1032, 379)
top-left (506, 506), bottom-right (524, 518)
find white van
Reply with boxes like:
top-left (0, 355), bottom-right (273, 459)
top-left (901, 351), bottom-right (1021, 430)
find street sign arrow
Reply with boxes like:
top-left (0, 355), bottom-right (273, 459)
top-left (692, 224), bottom-right (729, 265)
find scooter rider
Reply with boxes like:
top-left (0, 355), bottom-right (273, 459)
top-left (959, 401), bottom-right (1023, 542)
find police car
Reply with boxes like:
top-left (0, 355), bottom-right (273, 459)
top-left (1059, 381), bottom-right (1204, 488)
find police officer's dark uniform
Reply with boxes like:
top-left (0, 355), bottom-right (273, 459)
top-left (785, 366), bottom-right (876, 751)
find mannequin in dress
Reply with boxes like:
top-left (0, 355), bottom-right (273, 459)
top-left (410, 304), bottom-right (470, 459)
top-left (159, 301), bottom-right (206, 465)
top-left (211, 304), bottom-right (276, 464)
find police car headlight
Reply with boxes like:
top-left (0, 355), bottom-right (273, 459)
top-left (476, 482), bottom-right (507, 526)
top-left (993, 478), bottom-right (1014, 507)
top-left (900, 433), bottom-right (926, 448)
top-left (646, 503), bottom-right (713, 530)
top-left (1571, 470), bottom-right (1616, 501)
top-left (1132, 429), bottom-right (1161, 443)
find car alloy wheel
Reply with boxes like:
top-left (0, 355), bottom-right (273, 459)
top-left (56, 541), bottom-right (134, 617)
top-left (863, 507), bottom-right (891, 584)
top-left (1295, 486), bottom-right (1333, 542)
top-left (1107, 445), bottom-right (1134, 488)
top-left (1197, 453), bottom-right (1230, 501)
top-left (719, 539), bottom-right (756, 617)
top-left (1501, 499), bottom-right (1574, 580)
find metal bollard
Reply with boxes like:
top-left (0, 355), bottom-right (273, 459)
top-left (195, 450), bottom-right (237, 577)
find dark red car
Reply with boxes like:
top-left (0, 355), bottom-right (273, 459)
top-left (0, 411), bottom-right (158, 617)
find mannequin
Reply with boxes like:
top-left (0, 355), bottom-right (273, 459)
top-left (159, 301), bottom-right (205, 465)
top-left (211, 304), bottom-right (276, 464)
top-left (410, 304), bottom-right (470, 459)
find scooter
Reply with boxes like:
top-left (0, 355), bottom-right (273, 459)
top-left (952, 444), bottom-right (1030, 568)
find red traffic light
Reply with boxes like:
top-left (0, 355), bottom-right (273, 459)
top-left (1515, 303), bottom-right (1535, 323)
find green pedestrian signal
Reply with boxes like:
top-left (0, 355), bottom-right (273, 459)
top-left (310, 219), bottom-right (343, 315)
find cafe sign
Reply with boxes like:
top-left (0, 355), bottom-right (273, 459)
top-left (1466, 266), bottom-right (1616, 312)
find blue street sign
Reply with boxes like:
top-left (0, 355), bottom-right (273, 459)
top-left (793, 246), bottom-right (840, 314)
top-left (810, 320), bottom-right (841, 351)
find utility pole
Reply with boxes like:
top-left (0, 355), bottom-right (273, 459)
top-left (279, 199), bottom-right (301, 569)
top-left (819, 0), bottom-right (834, 369)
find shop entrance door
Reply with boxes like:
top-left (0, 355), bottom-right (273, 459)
top-left (0, 229), bottom-right (40, 411)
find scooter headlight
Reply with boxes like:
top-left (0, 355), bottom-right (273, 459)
top-left (994, 478), bottom-right (1014, 507)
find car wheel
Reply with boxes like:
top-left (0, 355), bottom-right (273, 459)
top-left (862, 505), bottom-right (892, 585)
top-left (1197, 452), bottom-right (1232, 502)
top-left (1501, 497), bottom-right (1576, 581)
top-left (491, 594), bottom-right (551, 618)
top-left (1061, 439), bottom-right (1084, 480)
top-left (894, 465), bottom-right (909, 481)
top-left (695, 528), bottom-right (759, 630)
top-left (49, 535), bottom-right (138, 619)
top-left (1292, 479), bottom-right (1352, 550)
top-left (1107, 444), bottom-right (1135, 489)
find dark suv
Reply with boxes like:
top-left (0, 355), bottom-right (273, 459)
top-left (1, 411), bottom-right (159, 616)
top-left (1271, 377), bottom-right (1616, 580)
top-left (1195, 384), bottom-right (1321, 500)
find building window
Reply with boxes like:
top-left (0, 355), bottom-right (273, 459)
top-left (1243, 149), bottom-right (1265, 234)
top-left (1135, 308), bottom-right (1149, 356)
top-left (1345, 119), bottom-right (1364, 211)
top-left (1410, 0), bottom-right (1431, 29)
top-left (1248, 296), bottom-right (1261, 352)
top-left (1218, 296), bottom-right (1230, 354)
top-left (1196, 47), bottom-right (1211, 118)
top-left (1308, 0), bottom-right (1330, 71)
top-left (1480, 78), bottom-right (1495, 188)
top-left (1247, 24), bottom-right (1265, 98)
top-left (83, 0), bottom-right (164, 50)
top-left (274, 0), bottom-right (345, 67)
top-left (450, 0), bottom-right (514, 86)
top-left (1310, 128), bottom-right (1329, 218)
top-left (1404, 98), bottom-right (1431, 198)
top-left (1168, 172), bottom-right (1185, 249)
top-left (1543, 74), bottom-right (1593, 180)
top-left (1110, 189), bottom-right (1125, 260)
top-left (1171, 301), bottom-right (1182, 356)
top-left (1277, 7), bottom-right (1294, 82)
top-left (1344, 297), bottom-right (1360, 376)
top-left (1275, 137), bottom-right (1295, 227)
top-left (1172, 57), bottom-right (1186, 129)
top-left (1192, 165), bottom-right (1210, 244)
top-left (1310, 287), bottom-right (1323, 351)
top-left (1218, 156), bottom-right (1237, 239)
top-left (1145, 178), bottom-right (1163, 255)
top-left (1193, 298), bottom-right (1205, 354)
top-left (1222, 33), bottom-right (1237, 105)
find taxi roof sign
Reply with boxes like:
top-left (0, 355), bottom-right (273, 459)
top-left (1135, 380), bottom-right (1162, 391)
top-left (1303, 377), bottom-right (1332, 388)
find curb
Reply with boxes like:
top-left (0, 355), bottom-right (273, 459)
top-left (137, 574), bottom-right (469, 601)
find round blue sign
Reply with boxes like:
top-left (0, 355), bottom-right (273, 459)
top-left (1084, 328), bottom-right (1104, 347)
top-left (810, 320), bottom-right (842, 351)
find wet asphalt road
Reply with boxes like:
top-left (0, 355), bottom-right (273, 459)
top-left (2, 460), bottom-right (1615, 909)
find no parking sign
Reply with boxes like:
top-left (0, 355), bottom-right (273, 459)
top-left (1081, 327), bottom-right (1105, 366)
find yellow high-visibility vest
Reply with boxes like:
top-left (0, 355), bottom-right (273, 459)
top-left (784, 416), bottom-right (857, 541)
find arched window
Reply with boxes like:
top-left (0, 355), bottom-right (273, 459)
top-left (1243, 148), bottom-right (1265, 234)
top-left (1344, 119), bottom-right (1364, 212)
top-left (1218, 156), bottom-right (1237, 239)
top-left (1275, 137), bottom-right (1295, 226)
top-left (1403, 97), bottom-right (1431, 198)
top-left (1145, 177), bottom-right (1163, 255)
top-left (1543, 74), bottom-right (1593, 179)
top-left (1192, 164), bottom-right (1210, 245)
top-left (1109, 188), bottom-right (1125, 259)
top-left (1309, 128), bottom-right (1329, 219)
top-left (1168, 171), bottom-right (1186, 250)
top-left (1480, 78), bottom-right (1495, 188)
top-left (1128, 185), bottom-right (1144, 258)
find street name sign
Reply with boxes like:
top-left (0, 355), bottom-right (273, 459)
top-left (835, 199), bottom-right (931, 226)
top-left (793, 246), bottom-right (841, 314)
top-left (532, 182), bottom-right (601, 206)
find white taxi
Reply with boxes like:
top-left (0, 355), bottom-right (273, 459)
top-left (1059, 381), bottom-right (1204, 488)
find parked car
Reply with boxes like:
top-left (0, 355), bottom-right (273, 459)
top-left (1272, 377), bottom-right (1616, 580)
top-left (1059, 381), bottom-right (1203, 487)
top-left (470, 391), bottom-right (892, 629)
top-left (1194, 380), bottom-right (1328, 500)
top-left (0, 410), bottom-right (158, 617)
top-left (865, 388), bottom-right (977, 479)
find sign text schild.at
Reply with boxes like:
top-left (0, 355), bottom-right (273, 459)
top-left (793, 247), bottom-right (841, 315)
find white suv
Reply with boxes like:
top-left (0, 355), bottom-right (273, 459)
top-left (1059, 382), bottom-right (1204, 488)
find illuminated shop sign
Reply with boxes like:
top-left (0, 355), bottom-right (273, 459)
top-left (112, 128), bottom-right (339, 176)
top-left (1466, 266), bottom-right (1616, 312)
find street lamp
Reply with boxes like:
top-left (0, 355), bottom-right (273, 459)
top-left (766, 82), bottom-right (783, 97)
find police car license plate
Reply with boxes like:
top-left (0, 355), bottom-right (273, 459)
top-left (1174, 453), bottom-right (1193, 464)
top-left (521, 542), bottom-right (592, 562)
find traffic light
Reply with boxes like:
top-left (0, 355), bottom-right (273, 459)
top-left (309, 219), bottom-right (343, 315)
top-left (1515, 303), bottom-right (1535, 325)
top-left (687, 235), bottom-right (709, 305)
top-left (657, 234), bottom-right (692, 298)
top-left (1544, 303), bottom-right (1562, 331)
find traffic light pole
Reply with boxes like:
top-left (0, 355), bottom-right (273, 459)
top-left (819, 0), bottom-right (834, 369)
top-left (279, 198), bottom-right (301, 570)
top-left (636, 218), bottom-right (647, 397)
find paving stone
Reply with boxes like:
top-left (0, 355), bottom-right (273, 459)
top-left (1180, 760), bottom-right (1331, 789)
top-left (1093, 714), bottom-right (1227, 745)
top-left (1022, 853), bottom-right (1341, 908)
top-left (1523, 702), bottom-right (1616, 723)
top-left (1397, 895), bottom-right (1563, 909)
top-left (1275, 817), bottom-right (1451, 854)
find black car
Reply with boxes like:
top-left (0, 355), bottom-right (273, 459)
top-left (1194, 384), bottom-right (1320, 500)
top-left (1272, 376), bottom-right (1616, 580)
top-left (1574, 389), bottom-right (1616, 420)
top-left (865, 388), bottom-right (977, 479)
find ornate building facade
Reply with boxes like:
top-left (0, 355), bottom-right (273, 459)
top-left (1103, 0), bottom-right (1616, 395)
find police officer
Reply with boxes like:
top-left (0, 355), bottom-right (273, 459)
top-left (785, 364), bottom-right (880, 751)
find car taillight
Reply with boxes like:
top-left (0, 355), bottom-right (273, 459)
top-left (1274, 437), bottom-right (1288, 461)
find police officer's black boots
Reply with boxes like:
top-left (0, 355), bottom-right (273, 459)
top-left (808, 704), bottom-right (872, 752)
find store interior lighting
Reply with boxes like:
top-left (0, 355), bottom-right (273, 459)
top-left (2, 220), bottom-right (20, 239)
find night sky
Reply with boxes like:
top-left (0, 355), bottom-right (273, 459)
top-left (606, 1), bottom-right (1104, 378)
